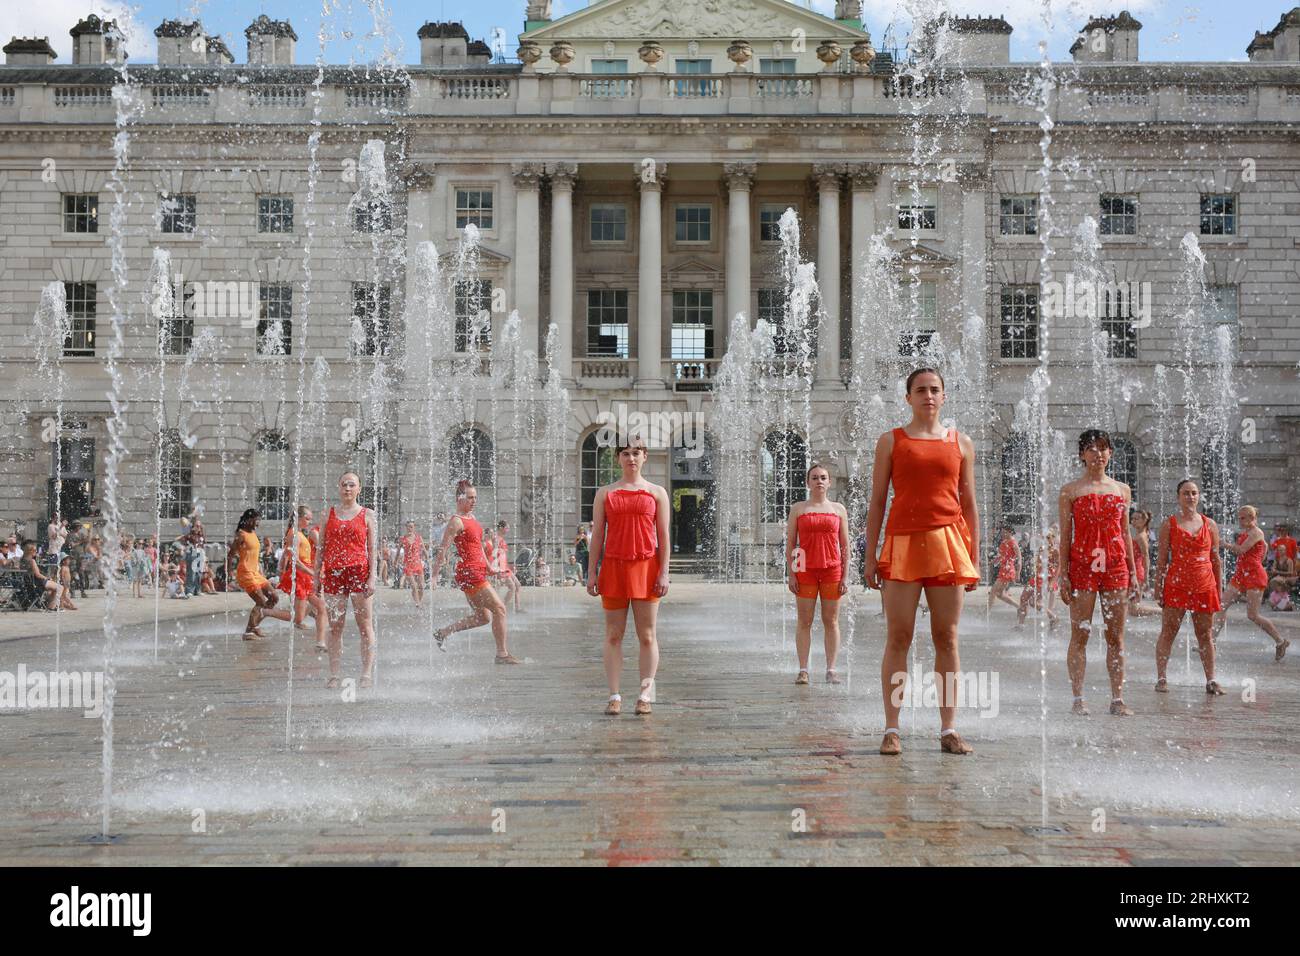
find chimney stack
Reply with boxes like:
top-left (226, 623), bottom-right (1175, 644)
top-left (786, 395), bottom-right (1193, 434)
top-left (4, 36), bottom-right (57, 66)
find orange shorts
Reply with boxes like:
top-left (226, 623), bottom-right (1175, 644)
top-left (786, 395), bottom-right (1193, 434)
top-left (795, 567), bottom-right (843, 600)
top-left (877, 521), bottom-right (979, 588)
top-left (598, 555), bottom-right (661, 610)
top-left (239, 572), bottom-right (270, 597)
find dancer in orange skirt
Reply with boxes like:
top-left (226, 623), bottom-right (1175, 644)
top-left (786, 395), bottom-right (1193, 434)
top-left (1154, 479), bottom-right (1225, 695)
top-left (588, 439), bottom-right (670, 716)
top-left (278, 505), bottom-right (327, 651)
top-left (227, 508), bottom-right (291, 640)
top-left (1214, 505), bottom-right (1288, 660)
top-left (863, 368), bottom-right (980, 756)
top-left (987, 526), bottom-right (1020, 613)
top-left (785, 463), bottom-right (850, 685)
top-left (312, 473), bottom-right (378, 688)
top-left (399, 520), bottom-right (426, 609)
top-left (430, 480), bottom-right (519, 663)
top-left (1058, 429), bottom-right (1138, 716)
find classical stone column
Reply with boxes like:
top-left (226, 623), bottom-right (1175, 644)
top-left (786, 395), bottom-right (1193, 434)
top-left (957, 163), bottom-right (990, 349)
top-left (848, 163), bottom-right (880, 344)
top-left (512, 163), bottom-right (544, 356)
top-left (723, 162), bottom-right (756, 330)
top-left (636, 161), bottom-right (668, 388)
top-left (813, 163), bottom-right (844, 384)
top-left (547, 162), bottom-right (577, 381)
top-left (400, 161), bottom-right (437, 335)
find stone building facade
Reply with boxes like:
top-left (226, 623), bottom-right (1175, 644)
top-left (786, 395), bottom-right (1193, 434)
top-left (2, 1), bottom-right (1299, 573)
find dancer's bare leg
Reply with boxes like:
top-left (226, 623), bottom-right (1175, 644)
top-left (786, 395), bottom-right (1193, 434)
top-left (603, 606), bottom-right (630, 697)
top-left (1099, 590), bottom-right (1130, 712)
top-left (352, 592), bottom-right (376, 684)
top-left (881, 580), bottom-right (922, 731)
top-left (1068, 590), bottom-right (1097, 709)
top-left (794, 596), bottom-right (816, 672)
top-left (821, 596), bottom-right (842, 674)
top-left (630, 599), bottom-right (660, 693)
top-left (1155, 607), bottom-right (1186, 686)
top-left (924, 585), bottom-right (965, 733)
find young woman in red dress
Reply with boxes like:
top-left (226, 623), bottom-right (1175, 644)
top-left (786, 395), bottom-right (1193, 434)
top-left (784, 463), bottom-right (850, 685)
top-left (312, 473), bottom-right (379, 688)
top-left (1153, 479), bottom-right (1225, 695)
top-left (399, 520), bottom-right (426, 609)
top-left (278, 505), bottom-right (327, 652)
top-left (1214, 505), bottom-right (1288, 660)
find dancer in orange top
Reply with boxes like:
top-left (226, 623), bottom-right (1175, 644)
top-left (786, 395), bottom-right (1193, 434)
top-left (227, 508), bottom-right (291, 640)
top-left (312, 473), bottom-right (378, 689)
top-left (588, 438), bottom-right (670, 716)
top-left (785, 463), bottom-right (850, 685)
top-left (1058, 429), bottom-right (1138, 717)
top-left (430, 480), bottom-right (519, 663)
top-left (399, 520), bottom-right (426, 609)
top-left (1214, 505), bottom-right (1288, 660)
top-left (1154, 479), bottom-right (1225, 695)
top-left (863, 368), bottom-right (980, 756)
top-left (278, 505), bottom-right (327, 651)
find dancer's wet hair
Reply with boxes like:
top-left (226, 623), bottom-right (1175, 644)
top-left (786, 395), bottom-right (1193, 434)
top-left (1176, 478), bottom-right (1198, 494)
top-left (236, 508), bottom-right (259, 533)
top-left (1077, 429), bottom-right (1112, 457)
top-left (905, 367), bottom-right (944, 393)
top-left (455, 479), bottom-right (475, 499)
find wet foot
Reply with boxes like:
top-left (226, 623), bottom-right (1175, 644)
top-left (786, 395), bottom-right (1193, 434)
top-left (794, 670), bottom-right (809, 685)
top-left (825, 670), bottom-right (842, 685)
top-left (604, 698), bottom-right (621, 716)
top-left (325, 676), bottom-right (340, 689)
top-left (634, 698), bottom-right (652, 715)
top-left (940, 732), bottom-right (973, 755)
top-left (1206, 680), bottom-right (1225, 696)
top-left (1109, 700), bottom-right (1134, 717)
top-left (494, 654), bottom-right (522, 665)
top-left (1276, 639), bottom-right (1290, 662)
top-left (1071, 698), bottom-right (1090, 716)
top-left (241, 631), bottom-right (260, 642)
top-left (359, 674), bottom-right (373, 689)
top-left (434, 627), bottom-right (450, 652)
top-left (313, 642), bottom-right (327, 652)
top-left (1155, 677), bottom-right (1168, 693)
top-left (879, 732), bottom-right (901, 756)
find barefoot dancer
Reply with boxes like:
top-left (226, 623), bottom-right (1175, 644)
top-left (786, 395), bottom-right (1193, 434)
top-left (313, 474), bottom-right (378, 688)
top-left (785, 463), bottom-right (850, 685)
top-left (279, 505), bottom-right (328, 652)
top-left (399, 520), bottom-right (426, 609)
top-left (987, 526), bottom-right (1020, 613)
top-left (429, 480), bottom-right (520, 663)
top-left (1154, 479), bottom-right (1225, 696)
top-left (863, 368), bottom-right (981, 756)
top-left (1214, 505), bottom-right (1288, 661)
top-left (485, 521), bottom-right (522, 613)
top-left (588, 439), bottom-right (670, 716)
top-left (1059, 429), bottom-right (1138, 717)
top-left (227, 508), bottom-right (291, 640)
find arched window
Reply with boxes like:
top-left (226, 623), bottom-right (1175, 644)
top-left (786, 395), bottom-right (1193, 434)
top-left (1109, 434), bottom-right (1138, 495)
top-left (1201, 435), bottom-right (1241, 525)
top-left (1001, 432), bottom-right (1037, 527)
top-left (580, 431), bottom-right (619, 524)
top-left (158, 429), bottom-right (193, 520)
top-left (253, 431), bottom-right (291, 521)
top-left (760, 430), bottom-right (807, 522)
top-left (449, 427), bottom-right (495, 487)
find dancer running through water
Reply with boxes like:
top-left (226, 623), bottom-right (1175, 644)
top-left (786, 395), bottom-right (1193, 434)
top-left (399, 520), bottom-right (426, 609)
top-left (1127, 508), bottom-right (1159, 617)
top-left (485, 521), bottom-right (522, 613)
top-left (987, 527), bottom-right (1020, 613)
top-left (1016, 535), bottom-right (1060, 630)
top-left (313, 473), bottom-right (378, 689)
top-left (278, 506), bottom-right (328, 652)
top-left (588, 439), bottom-right (670, 716)
top-left (1058, 429), bottom-right (1138, 716)
top-left (1214, 505), bottom-right (1289, 660)
top-left (1154, 479), bottom-right (1225, 695)
top-left (785, 463), bottom-right (850, 684)
top-left (228, 508), bottom-right (291, 640)
top-left (429, 480), bottom-right (520, 663)
top-left (863, 368), bottom-right (981, 756)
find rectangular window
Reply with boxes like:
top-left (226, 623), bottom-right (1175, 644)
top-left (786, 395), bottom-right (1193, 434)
top-left (675, 59), bottom-right (712, 74)
top-left (62, 282), bottom-right (96, 356)
top-left (897, 187), bottom-right (937, 231)
top-left (1101, 287), bottom-right (1138, 359)
top-left (759, 59), bottom-right (796, 74)
top-left (590, 59), bottom-right (628, 74)
top-left (759, 205), bottom-right (788, 243)
top-left (671, 289), bottom-right (713, 360)
top-left (454, 279), bottom-right (493, 353)
top-left (586, 290), bottom-right (629, 357)
top-left (675, 204), bottom-right (711, 243)
top-left (898, 281), bottom-right (938, 356)
top-left (1100, 193), bottom-right (1138, 236)
top-left (353, 199), bottom-right (392, 233)
top-left (589, 204), bottom-right (627, 243)
top-left (999, 285), bottom-right (1040, 359)
top-left (1208, 284), bottom-right (1238, 324)
top-left (351, 283), bottom-right (392, 357)
top-left (455, 189), bottom-right (494, 230)
top-left (160, 283), bottom-right (197, 356)
top-left (257, 195), bottom-right (294, 233)
top-left (999, 195), bottom-right (1039, 236)
top-left (256, 283), bottom-right (293, 356)
top-left (1200, 194), bottom-right (1236, 236)
top-left (160, 193), bottom-right (196, 234)
top-left (63, 194), bottom-right (98, 234)
top-left (757, 288), bottom-right (790, 354)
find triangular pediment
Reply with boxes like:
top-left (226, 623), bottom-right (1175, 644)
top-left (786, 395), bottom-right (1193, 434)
top-left (438, 245), bottom-right (512, 266)
top-left (523, 0), bottom-right (870, 41)
top-left (891, 242), bottom-right (954, 266)
top-left (667, 257), bottom-right (723, 277)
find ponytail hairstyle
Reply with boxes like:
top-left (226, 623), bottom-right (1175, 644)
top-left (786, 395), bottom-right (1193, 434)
top-left (236, 508), bottom-right (259, 534)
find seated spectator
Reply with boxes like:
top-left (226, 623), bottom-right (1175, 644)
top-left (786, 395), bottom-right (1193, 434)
top-left (561, 553), bottom-right (582, 587)
top-left (2, 536), bottom-right (20, 567)
top-left (200, 566), bottom-right (217, 594)
top-left (20, 540), bottom-right (65, 610)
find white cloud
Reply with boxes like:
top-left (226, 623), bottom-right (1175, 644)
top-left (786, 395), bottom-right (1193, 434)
top-left (0, 0), bottom-right (156, 65)
top-left (855, 0), bottom-right (1165, 43)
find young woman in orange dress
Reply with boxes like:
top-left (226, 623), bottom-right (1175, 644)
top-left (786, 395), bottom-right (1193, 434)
top-left (312, 473), bottom-right (379, 688)
top-left (987, 526), bottom-right (1020, 613)
top-left (429, 480), bottom-right (520, 664)
top-left (278, 505), bottom-right (327, 651)
top-left (862, 368), bottom-right (980, 756)
top-left (588, 439), bottom-right (670, 716)
top-left (1153, 479), bottom-right (1225, 696)
top-left (399, 520), bottom-right (426, 609)
top-left (1214, 505), bottom-right (1288, 660)
top-left (1058, 429), bottom-right (1138, 717)
top-left (228, 508), bottom-right (291, 640)
top-left (784, 463), bottom-right (850, 685)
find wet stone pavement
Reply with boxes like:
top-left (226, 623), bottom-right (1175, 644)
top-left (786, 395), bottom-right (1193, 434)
top-left (0, 582), bottom-right (1296, 865)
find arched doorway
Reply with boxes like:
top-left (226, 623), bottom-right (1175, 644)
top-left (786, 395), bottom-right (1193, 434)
top-left (670, 432), bottom-right (715, 571)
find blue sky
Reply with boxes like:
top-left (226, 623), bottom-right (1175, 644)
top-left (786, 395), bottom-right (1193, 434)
top-left (2, 1), bottom-right (1292, 65)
